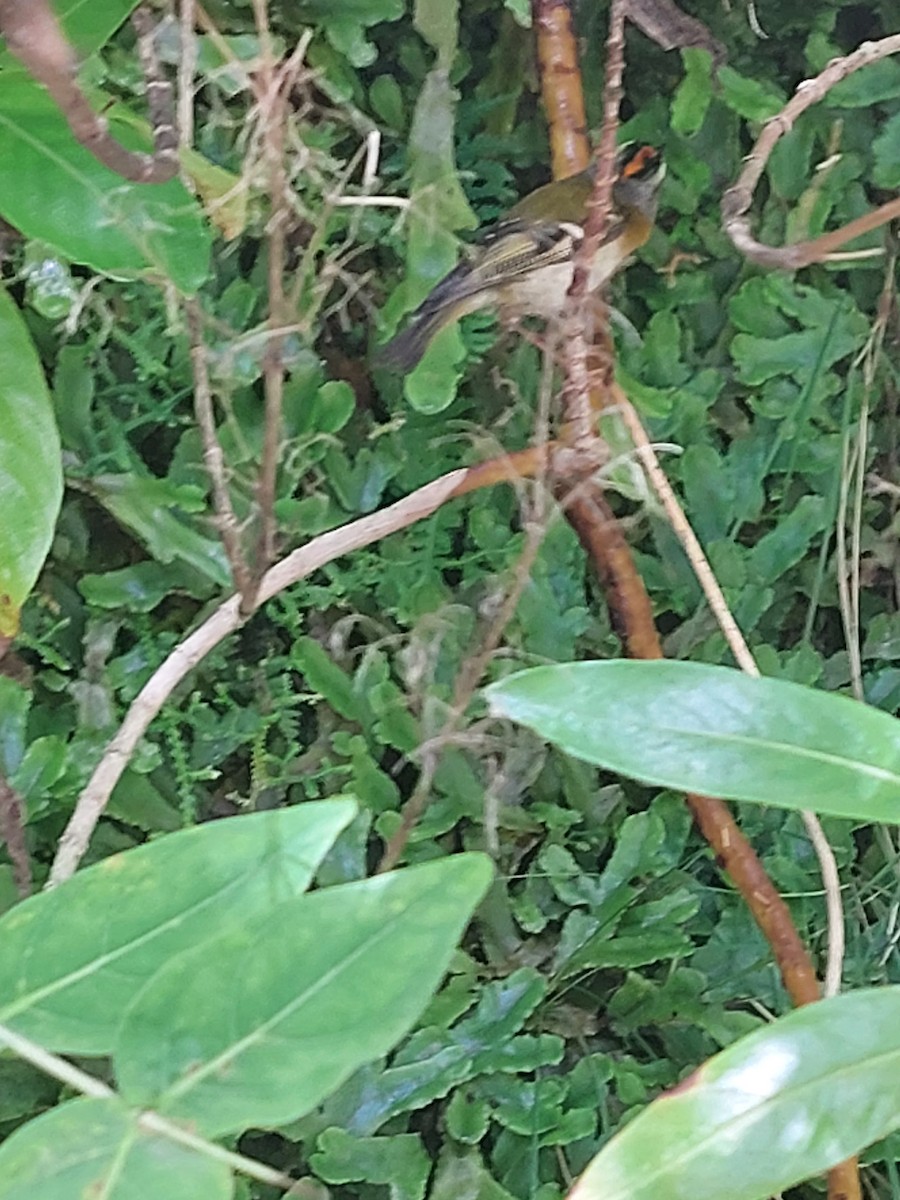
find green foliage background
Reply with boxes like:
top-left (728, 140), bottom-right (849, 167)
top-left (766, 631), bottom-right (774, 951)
top-left (1, 0), bottom-right (900, 1196)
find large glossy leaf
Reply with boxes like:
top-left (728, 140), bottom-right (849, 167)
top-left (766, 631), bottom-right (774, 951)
top-left (569, 987), bottom-right (900, 1200)
top-left (56, 0), bottom-right (139, 53)
top-left (0, 2), bottom-right (138, 63)
top-left (115, 853), bottom-right (493, 1136)
top-left (0, 76), bottom-right (210, 290)
top-left (486, 661), bottom-right (900, 822)
top-left (0, 289), bottom-right (62, 637)
top-left (0, 1097), bottom-right (232, 1200)
top-left (0, 801), bottom-right (356, 1053)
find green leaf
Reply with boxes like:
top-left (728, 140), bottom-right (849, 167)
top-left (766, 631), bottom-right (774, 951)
top-left (747, 496), bottom-right (827, 585)
top-left (315, 380), bottom-right (357, 433)
top-left (79, 562), bottom-right (196, 612)
top-left (312, 1129), bottom-right (430, 1200)
top-left (293, 635), bottom-right (361, 721)
top-left (728, 278), bottom-right (791, 339)
top-left (0, 801), bottom-right (356, 1053)
top-left (56, 0), bottom-right (140, 54)
top-left (0, 1059), bottom-right (58, 1122)
top-left (680, 444), bottom-right (733, 543)
top-left (571, 929), bottom-right (694, 971)
top-left (501, 0), bottom-right (531, 28)
top-left (0, 1097), bottom-right (231, 1200)
top-left (446, 1090), bottom-right (491, 1143)
top-left (731, 315), bottom-right (862, 385)
top-left (0, 78), bottom-right (210, 291)
top-left (415, 0), bottom-right (459, 69)
top-left (11, 735), bottom-right (68, 809)
top-left (478, 1073), bottom-right (567, 1136)
top-left (298, 0), bottom-right (404, 25)
top-left (767, 125), bottom-right (816, 202)
top-left (0, 677), bottom-right (30, 777)
top-left (297, 1), bottom-right (404, 72)
top-left (317, 967), bottom-right (560, 1136)
top-left (107, 770), bottom-right (182, 833)
top-left (92, 474), bottom-right (231, 588)
top-left (487, 661), bottom-right (900, 822)
top-left (114, 854), bottom-right (493, 1136)
top-left (432, 1147), bottom-right (517, 1200)
top-left (370, 74), bottom-right (406, 131)
top-left (569, 987), bottom-right (900, 1200)
top-left (671, 49), bottom-right (713, 136)
top-left (873, 111), bottom-right (900, 189)
top-left (718, 67), bottom-right (784, 122)
top-left (396, 63), bottom-right (476, 414)
top-left (404, 323), bottom-right (467, 414)
top-left (828, 58), bottom-right (900, 107)
top-left (0, 289), bottom-right (62, 637)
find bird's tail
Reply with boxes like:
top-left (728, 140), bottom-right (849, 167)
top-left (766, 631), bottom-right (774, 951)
top-left (375, 303), bottom-right (453, 373)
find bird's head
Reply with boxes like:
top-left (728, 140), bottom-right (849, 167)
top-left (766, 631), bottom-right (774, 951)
top-left (612, 143), bottom-right (666, 219)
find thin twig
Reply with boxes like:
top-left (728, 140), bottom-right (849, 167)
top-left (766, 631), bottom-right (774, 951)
top-left (184, 299), bottom-right (255, 602)
top-left (561, 0), bottom-right (626, 449)
top-left (615, 390), bottom-right (757, 675)
top-left (840, 254), bottom-right (894, 704)
top-left (131, 5), bottom-right (179, 167)
top-left (248, 1), bottom-right (292, 587)
top-left (532, 0), bottom-right (591, 180)
top-left (836, 420), bottom-right (864, 701)
top-left (801, 811), bottom-right (844, 998)
top-left (178, 0), bottom-right (197, 153)
top-left (0, 775), bottom-right (32, 897)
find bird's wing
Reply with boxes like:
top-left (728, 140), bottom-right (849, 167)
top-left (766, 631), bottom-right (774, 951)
top-left (473, 218), bottom-right (581, 284)
top-left (418, 215), bottom-right (628, 316)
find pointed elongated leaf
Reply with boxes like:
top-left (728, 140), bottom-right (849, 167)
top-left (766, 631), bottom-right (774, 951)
top-left (0, 77), bottom-right (210, 290)
top-left (115, 854), bottom-right (493, 1136)
top-left (487, 661), bottom-right (900, 822)
top-left (570, 987), bottom-right (900, 1200)
top-left (0, 801), bottom-right (356, 1053)
top-left (0, 1097), bottom-right (231, 1200)
top-left (0, 289), bottom-right (62, 637)
top-left (57, 0), bottom-right (139, 52)
top-left (0, 2), bottom-right (139, 66)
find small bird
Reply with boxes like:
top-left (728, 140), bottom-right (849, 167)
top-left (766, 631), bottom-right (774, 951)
top-left (377, 144), bottom-right (665, 372)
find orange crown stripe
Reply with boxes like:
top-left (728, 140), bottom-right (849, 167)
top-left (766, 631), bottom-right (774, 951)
top-left (621, 145), bottom-right (659, 177)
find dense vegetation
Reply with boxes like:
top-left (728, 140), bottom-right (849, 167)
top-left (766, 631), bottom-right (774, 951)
top-left (0, 0), bottom-right (899, 1197)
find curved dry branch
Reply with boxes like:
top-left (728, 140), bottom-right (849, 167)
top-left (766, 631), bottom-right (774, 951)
top-left (48, 471), bottom-right (466, 886)
top-left (0, 0), bottom-right (177, 184)
top-left (722, 34), bottom-right (900, 268)
top-left (624, 0), bottom-right (725, 64)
